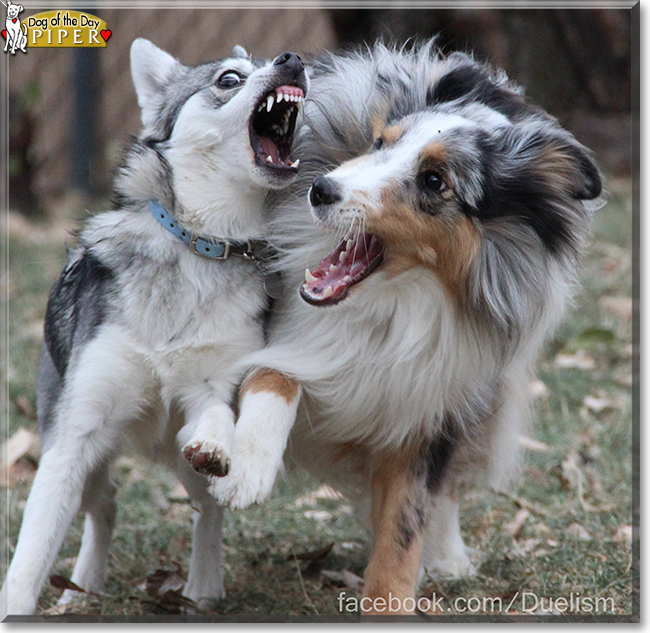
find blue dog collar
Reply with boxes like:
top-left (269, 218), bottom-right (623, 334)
top-left (150, 200), bottom-right (258, 261)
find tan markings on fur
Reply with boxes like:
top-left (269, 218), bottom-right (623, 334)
top-left (241, 369), bottom-right (299, 404)
top-left (370, 187), bottom-right (481, 300)
top-left (420, 140), bottom-right (448, 165)
top-left (539, 144), bottom-right (581, 194)
top-left (381, 123), bottom-right (405, 146)
top-left (371, 109), bottom-right (390, 140)
top-left (362, 448), bottom-right (425, 615)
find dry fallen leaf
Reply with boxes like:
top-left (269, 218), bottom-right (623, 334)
top-left (0, 428), bottom-right (40, 488)
top-left (294, 484), bottom-right (342, 507)
top-left (583, 394), bottom-right (616, 414)
top-left (506, 508), bottom-right (531, 538)
top-left (137, 565), bottom-right (196, 613)
top-left (290, 542), bottom-right (334, 561)
top-left (599, 295), bottom-right (633, 322)
top-left (320, 569), bottom-right (364, 591)
top-left (519, 436), bottom-right (549, 452)
top-left (49, 575), bottom-right (89, 594)
top-left (13, 395), bottom-right (37, 420)
top-left (559, 450), bottom-right (583, 490)
top-left (567, 522), bottom-right (592, 541)
top-left (555, 352), bottom-right (596, 370)
top-left (303, 510), bottom-right (333, 522)
top-left (612, 525), bottom-right (633, 544)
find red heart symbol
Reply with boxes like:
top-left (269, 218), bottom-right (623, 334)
top-left (12, 18), bottom-right (17, 23)
top-left (1, 30), bottom-right (6, 39)
top-left (100, 29), bottom-right (111, 42)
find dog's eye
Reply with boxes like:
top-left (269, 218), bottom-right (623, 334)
top-left (217, 71), bottom-right (244, 89)
top-left (420, 171), bottom-right (446, 193)
top-left (371, 138), bottom-right (384, 151)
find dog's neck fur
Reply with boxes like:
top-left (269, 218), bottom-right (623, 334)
top-left (114, 139), bottom-right (268, 241)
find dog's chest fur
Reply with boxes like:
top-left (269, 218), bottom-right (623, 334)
top-left (82, 209), bottom-right (267, 371)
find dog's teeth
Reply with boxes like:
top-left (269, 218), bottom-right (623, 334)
top-left (339, 250), bottom-right (347, 262)
top-left (329, 264), bottom-right (338, 273)
top-left (293, 159), bottom-right (300, 168)
top-left (343, 275), bottom-right (352, 283)
top-left (305, 268), bottom-right (316, 283)
top-left (323, 286), bottom-right (334, 298)
top-left (276, 92), bottom-right (284, 103)
top-left (297, 101), bottom-right (304, 113)
top-left (267, 95), bottom-right (274, 111)
top-left (346, 239), bottom-right (355, 252)
top-left (266, 155), bottom-right (273, 163)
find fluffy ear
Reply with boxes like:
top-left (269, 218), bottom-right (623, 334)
top-left (563, 142), bottom-right (602, 201)
top-left (232, 45), bottom-right (249, 59)
top-left (501, 126), bottom-right (602, 202)
top-left (130, 39), bottom-right (183, 128)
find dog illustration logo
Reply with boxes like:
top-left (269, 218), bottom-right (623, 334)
top-left (2, 0), bottom-right (28, 54)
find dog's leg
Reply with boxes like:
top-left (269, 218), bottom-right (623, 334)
top-left (180, 400), bottom-right (235, 478)
top-left (173, 457), bottom-right (225, 611)
top-left (210, 369), bottom-right (300, 509)
top-left (1, 331), bottom-right (146, 615)
top-left (420, 486), bottom-right (476, 581)
top-left (362, 448), bottom-right (429, 616)
top-left (57, 464), bottom-right (118, 606)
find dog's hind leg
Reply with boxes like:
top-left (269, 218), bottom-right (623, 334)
top-left (420, 486), bottom-right (476, 582)
top-left (1, 328), bottom-right (147, 615)
top-left (57, 463), bottom-right (118, 606)
top-left (172, 457), bottom-right (225, 611)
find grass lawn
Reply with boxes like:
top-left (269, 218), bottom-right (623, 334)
top-left (1, 179), bottom-right (636, 619)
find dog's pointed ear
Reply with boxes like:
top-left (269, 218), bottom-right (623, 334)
top-left (130, 39), bottom-right (183, 128)
top-left (232, 45), bottom-right (249, 59)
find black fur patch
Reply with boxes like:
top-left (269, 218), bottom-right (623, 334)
top-left (44, 250), bottom-right (115, 377)
top-left (424, 430), bottom-right (456, 494)
top-left (468, 129), bottom-right (595, 255)
top-left (427, 63), bottom-right (535, 121)
top-left (396, 500), bottom-right (427, 550)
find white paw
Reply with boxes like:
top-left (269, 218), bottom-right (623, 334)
top-left (210, 450), bottom-right (280, 510)
top-left (182, 439), bottom-right (230, 478)
top-left (422, 547), bottom-right (479, 581)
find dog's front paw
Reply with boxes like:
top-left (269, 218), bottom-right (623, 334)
top-left (182, 439), bottom-right (231, 477)
top-left (210, 454), bottom-right (280, 510)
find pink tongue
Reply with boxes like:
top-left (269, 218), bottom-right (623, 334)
top-left (258, 136), bottom-right (280, 163)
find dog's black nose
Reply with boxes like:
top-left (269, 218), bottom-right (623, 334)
top-left (310, 177), bottom-right (342, 207)
top-left (273, 51), bottom-right (304, 73)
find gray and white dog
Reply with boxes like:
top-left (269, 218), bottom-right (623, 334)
top-left (2, 38), bottom-right (306, 615)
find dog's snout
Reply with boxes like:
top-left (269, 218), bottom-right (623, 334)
top-left (310, 177), bottom-right (342, 207)
top-left (273, 51), bottom-right (304, 73)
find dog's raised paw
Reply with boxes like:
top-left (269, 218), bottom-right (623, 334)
top-left (182, 440), bottom-right (230, 477)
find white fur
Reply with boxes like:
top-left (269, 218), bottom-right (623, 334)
top-left (211, 387), bottom-right (301, 509)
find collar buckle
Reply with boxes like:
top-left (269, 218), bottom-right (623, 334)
top-left (240, 240), bottom-right (257, 262)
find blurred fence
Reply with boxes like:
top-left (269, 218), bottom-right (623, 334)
top-left (7, 7), bottom-right (633, 217)
top-left (7, 8), bottom-right (335, 215)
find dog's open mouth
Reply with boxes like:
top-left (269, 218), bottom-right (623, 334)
top-left (250, 85), bottom-right (304, 173)
top-left (300, 233), bottom-right (384, 306)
